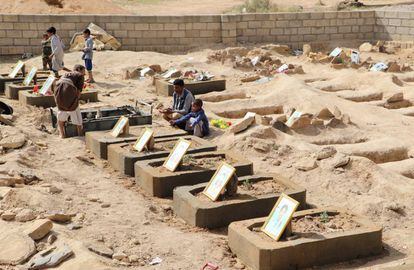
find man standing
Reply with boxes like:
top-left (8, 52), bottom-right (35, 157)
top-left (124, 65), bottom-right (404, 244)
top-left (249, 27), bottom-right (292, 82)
top-left (46, 26), bottom-right (70, 77)
top-left (159, 79), bottom-right (194, 126)
top-left (82, 29), bottom-right (95, 83)
top-left (54, 65), bottom-right (85, 138)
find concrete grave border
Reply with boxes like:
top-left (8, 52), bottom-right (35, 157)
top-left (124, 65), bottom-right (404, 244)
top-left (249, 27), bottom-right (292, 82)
top-left (135, 151), bottom-right (253, 198)
top-left (108, 135), bottom-right (217, 176)
top-left (19, 90), bottom-right (98, 108)
top-left (85, 125), bottom-right (187, 159)
top-left (173, 174), bottom-right (306, 229)
top-left (228, 208), bottom-right (383, 270)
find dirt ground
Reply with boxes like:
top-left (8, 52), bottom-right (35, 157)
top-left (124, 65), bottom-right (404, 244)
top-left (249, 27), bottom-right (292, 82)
top-left (1, 0), bottom-right (414, 15)
top-left (1, 40), bottom-right (414, 269)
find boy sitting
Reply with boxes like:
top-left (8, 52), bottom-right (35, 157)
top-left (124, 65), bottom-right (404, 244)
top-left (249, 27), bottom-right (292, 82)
top-left (170, 99), bottom-right (209, 138)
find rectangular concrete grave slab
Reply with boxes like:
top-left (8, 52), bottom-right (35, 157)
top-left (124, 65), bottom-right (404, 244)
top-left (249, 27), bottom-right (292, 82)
top-left (51, 105), bottom-right (152, 138)
top-left (173, 174), bottom-right (306, 229)
top-left (19, 90), bottom-right (98, 109)
top-left (135, 151), bottom-right (253, 198)
top-left (155, 78), bottom-right (226, 96)
top-left (108, 135), bottom-right (217, 176)
top-left (5, 80), bottom-right (47, 100)
top-left (0, 72), bottom-right (50, 93)
top-left (228, 208), bottom-right (383, 270)
top-left (85, 124), bottom-right (187, 159)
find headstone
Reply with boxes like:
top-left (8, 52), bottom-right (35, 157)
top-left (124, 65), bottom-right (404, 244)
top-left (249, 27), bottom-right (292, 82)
top-left (202, 162), bottom-right (236, 201)
top-left (8, 61), bottom-right (25, 79)
top-left (110, 116), bottom-right (129, 137)
top-left (229, 112), bottom-right (256, 134)
top-left (261, 194), bottom-right (300, 241)
top-left (133, 128), bottom-right (154, 152)
top-left (23, 67), bottom-right (37, 86)
top-left (39, 75), bottom-right (55, 95)
top-left (163, 139), bottom-right (191, 172)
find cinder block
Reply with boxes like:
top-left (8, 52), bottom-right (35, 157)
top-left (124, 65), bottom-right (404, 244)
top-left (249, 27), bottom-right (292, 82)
top-left (228, 209), bottom-right (382, 270)
top-left (173, 174), bottom-right (307, 229)
top-left (108, 135), bottom-right (216, 176)
top-left (298, 28), bottom-right (311, 35)
top-left (275, 21), bottom-right (289, 27)
top-left (192, 23), bottom-right (207, 30)
top-left (13, 38), bottom-right (29, 46)
top-left (337, 12), bottom-right (351, 18)
top-left (135, 151), bottom-right (254, 198)
top-left (389, 18), bottom-right (402, 26)
top-left (310, 12), bottom-right (324, 20)
top-left (303, 20), bottom-right (317, 27)
top-left (6, 30), bottom-right (22, 38)
top-left (3, 15), bottom-right (18, 22)
top-left (311, 27), bottom-right (325, 34)
top-left (85, 125), bottom-right (187, 159)
top-left (324, 26), bottom-right (338, 34)
top-left (338, 26), bottom-right (352, 33)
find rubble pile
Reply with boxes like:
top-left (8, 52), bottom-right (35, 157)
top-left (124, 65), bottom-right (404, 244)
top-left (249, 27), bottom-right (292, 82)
top-left (271, 106), bottom-right (351, 132)
top-left (208, 45), bottom-right (304, 79)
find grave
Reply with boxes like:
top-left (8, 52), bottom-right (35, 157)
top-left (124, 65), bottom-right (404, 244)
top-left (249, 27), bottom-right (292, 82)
top-left (173, 174), bottom-right (306, 229)
top-left (108, 135), bottom-right (217, 176)
top-left (228, 208), bottom-right (382, 270)
top-left (19, 90), bottom-right (98, 108)
top-left (85, 125), bottom-right (187, 159)
top-left (6, 80), bottom-right (47, 100)
top-left (0, 72), bottom-right (50, 93)
top-left (135, 151), bottom-right (253, 197)
top-left (51, 105), bottom-right (152, 138)
top-left (155, 78), bottom-right (226, 96)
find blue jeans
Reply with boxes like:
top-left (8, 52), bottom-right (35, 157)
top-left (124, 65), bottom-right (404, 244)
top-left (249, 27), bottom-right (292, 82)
top-left (84, 59), bottom-right (93, 71)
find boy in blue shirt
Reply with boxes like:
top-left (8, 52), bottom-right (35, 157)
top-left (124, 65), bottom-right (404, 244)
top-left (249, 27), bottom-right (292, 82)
top-left (82, 29), bottom-right (95, 83)
top-left (170, 99), bottom-right (209, 137)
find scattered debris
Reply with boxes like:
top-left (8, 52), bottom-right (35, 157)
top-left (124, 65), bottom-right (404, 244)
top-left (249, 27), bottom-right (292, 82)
top-left (26, 244), bottom-right (73, 269)
top-left (47, 211), bottom-right (73, 223)
top-left (149, 256), bottom-right (162, 266)
top-left (296, 158), bottom-right (318, 171)
top-left (87, 243), bottom-right (113, 258)
top-left (229, 112), bottom-right (256, 134)
top-left (315, 147), bottom-right (337, 160)
top-left (15, 209), bottom-right (37, 222)
top-left (0, 233), bottom-right (36, 265)
top-left (24, 219), bottom-right (53, 240)
top-left (330, 153), bottom-right (350, 168)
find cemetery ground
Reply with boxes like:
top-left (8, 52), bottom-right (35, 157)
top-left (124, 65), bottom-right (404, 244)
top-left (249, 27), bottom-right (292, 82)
top-left (1, 44), bottom-right (414, 269)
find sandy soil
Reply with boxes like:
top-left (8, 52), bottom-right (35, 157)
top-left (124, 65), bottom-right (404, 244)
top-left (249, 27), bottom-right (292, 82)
top-left (1, 42), bottom-right (414, 269)
top-left (1, 0), bottom-right (414, 15)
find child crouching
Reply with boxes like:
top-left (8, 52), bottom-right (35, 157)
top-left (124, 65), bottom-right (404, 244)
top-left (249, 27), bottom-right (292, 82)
top-left (170, 99), bottom-right (209, 137)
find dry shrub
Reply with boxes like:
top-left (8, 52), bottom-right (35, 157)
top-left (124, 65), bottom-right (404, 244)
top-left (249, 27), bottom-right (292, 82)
top-left (44, 0), bottom-right (64, 8)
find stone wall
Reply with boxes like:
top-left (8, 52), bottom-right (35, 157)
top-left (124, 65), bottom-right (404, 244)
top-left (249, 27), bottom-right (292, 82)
top-left (0, 10), bottom-right (410, 56)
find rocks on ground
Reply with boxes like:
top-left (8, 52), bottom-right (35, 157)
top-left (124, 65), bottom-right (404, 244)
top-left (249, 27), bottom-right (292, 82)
top-left (0, 233), bottom-right (36, 265)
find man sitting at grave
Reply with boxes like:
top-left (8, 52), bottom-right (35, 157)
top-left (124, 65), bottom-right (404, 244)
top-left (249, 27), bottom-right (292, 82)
top-left (159, 79), bottom-right (194, 122)
top-left (170, 99), bottom-right (209, 138)
top-left (54, 64), bottom-right (85, 138)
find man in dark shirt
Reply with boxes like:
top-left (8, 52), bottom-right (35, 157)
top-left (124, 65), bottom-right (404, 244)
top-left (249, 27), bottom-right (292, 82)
top-left (54, 64), bottom-right (85, 138)
top-left (159, 79), bottom-right (194, 124)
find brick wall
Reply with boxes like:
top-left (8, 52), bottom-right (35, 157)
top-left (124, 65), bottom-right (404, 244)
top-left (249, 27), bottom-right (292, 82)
top-left (0, 10), bottom-right (410, 56)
